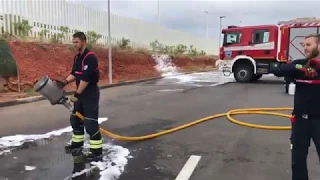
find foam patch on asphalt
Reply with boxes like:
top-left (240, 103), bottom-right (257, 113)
top-left (0, 117), bottom-right (108, 151)
top-left (24, 165), bottom-right (36, 171)
top-left (164, 71), bottom-right (235, 86)
top-left (1, 117), bottom-right (131, 179)
top-left (67, 143), bottom-right (130, 180)
top-left (93, 144), bottom-right (130, 180)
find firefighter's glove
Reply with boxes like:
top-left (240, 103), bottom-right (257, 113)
top-left (70, 92), bottom-right (80, 103)
top-left (54, 79), bottom-right (68, 89)
top-left (295, 64), bottom-right (318, 78)
top-left (308, 58), bottom-right (320, 69)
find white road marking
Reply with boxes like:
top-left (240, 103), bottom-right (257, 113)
top-left (175, 155), bottom-right (201, 180)
top-left (157, 89), bottom-right (184, 92)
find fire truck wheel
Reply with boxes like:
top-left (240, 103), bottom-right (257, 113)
top-left (234, 64), bottom-right (254, 83)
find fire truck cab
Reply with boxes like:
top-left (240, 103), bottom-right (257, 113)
top-left (216, 20), bottom-right (320, 83)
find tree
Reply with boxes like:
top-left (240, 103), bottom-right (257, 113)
top-left (58, 26), bottom-right (69, 41)
top-left (117, 37), bottom-right (131, 49)
top-left (199, 50), bottom-right (206, 55)
top-left (150, 40), bottom-right (163, 52)
top-left (174, 44), bottom-right (187, 54)
top-left (59, 26), bottom-right (69, 35)
top-left (13, 20), bottom-right (32, 37)
top-left (39, 29), bottom-right (49, 41)
top-left (87, 30), bottom-right (102, 44)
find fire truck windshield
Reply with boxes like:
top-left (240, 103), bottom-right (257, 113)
top-left (223, 31), bottom-right (242, 45)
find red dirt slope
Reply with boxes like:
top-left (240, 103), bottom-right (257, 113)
top-left (4, 41), bottom-right (216, 93)
top-left (7, 41), bottom-right (160, 91)
top-left (173, 55), bottom-right (216, 72)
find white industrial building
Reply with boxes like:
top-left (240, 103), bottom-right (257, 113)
top-left (0, 0), bottom-right (218, 54)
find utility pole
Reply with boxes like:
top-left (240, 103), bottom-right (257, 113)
top-left (204, 11), bottom-right (209, 40)
top-left (219, 16), bottom-right (226, 49)
top-left (107, 0), bottom-right (112, 84)
top-left (157, 0), bottom-right (160, 25)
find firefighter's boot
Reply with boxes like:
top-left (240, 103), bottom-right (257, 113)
top-left (65, 142), bottom-right (83, 155)
top-left (84, 148), bottom-right (103, 162)
top-left (66, 134), bottom-right (85, 154)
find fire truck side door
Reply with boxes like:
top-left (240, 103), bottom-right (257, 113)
top-left (248, 27), bottom-right (276, 60)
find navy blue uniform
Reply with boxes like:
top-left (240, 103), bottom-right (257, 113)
top-left (273, 59), bottom-right (320, 180)
top-left (70, 48), bottom-right (102, 155)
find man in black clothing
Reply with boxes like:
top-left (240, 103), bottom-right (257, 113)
top-left (271, 34), bottom-right (320, 180)
top-left (54, 32), bottom-right (103, 161)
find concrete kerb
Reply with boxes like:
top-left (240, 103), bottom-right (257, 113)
top-left (0, 76), bottom-right (164, 108)
top-left (0, 69), bottom-right (217, 108)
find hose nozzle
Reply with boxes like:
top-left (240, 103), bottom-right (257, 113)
top-left (56, 96), bottom-right (74, 111)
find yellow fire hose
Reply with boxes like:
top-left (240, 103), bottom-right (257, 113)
top-left (75, 107), bottom-right (293, 141)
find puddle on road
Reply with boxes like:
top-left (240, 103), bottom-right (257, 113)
top-left (0, 134), bottom-right (69, 156)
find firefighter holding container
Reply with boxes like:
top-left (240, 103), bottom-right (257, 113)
top-left (271, 34), bottom-right (320, 180)
top-left (54, 32), bottom-right (103, 162)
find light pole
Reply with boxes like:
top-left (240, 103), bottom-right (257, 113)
top-left (204, 11), bottom-right (209, 40)
top-left (108, 0), bottom-right (112, 84)
top-left (157, 0), bottom-right (160, 25)
top-left (219, 16), bottom-right (226, 48)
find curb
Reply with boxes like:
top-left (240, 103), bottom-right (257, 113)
top-left (0, 69), bottom-right (217, 108)
top-left (0, 76), bottom-right (164, 108)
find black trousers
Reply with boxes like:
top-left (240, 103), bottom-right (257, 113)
top-left (291, 116), bottom-right (320, 180)
top-left (70, 86), bottom-right (102, 150)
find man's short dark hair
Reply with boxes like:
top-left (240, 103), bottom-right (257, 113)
top-left (73, 31), bottom-right (86, 41)
top-left (305, 34), bottom-right (320, 43)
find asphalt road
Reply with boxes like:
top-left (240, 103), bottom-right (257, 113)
top-left (1, 72), bottom-right (320, 180)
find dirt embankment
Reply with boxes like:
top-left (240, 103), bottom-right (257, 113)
top-left (173, 55), bottom-right (217, 72)
top-left (2, 41), bottom-right (217, 94)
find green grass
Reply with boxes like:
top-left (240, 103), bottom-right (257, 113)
top-left (24, 87), bottom-right (39, 97)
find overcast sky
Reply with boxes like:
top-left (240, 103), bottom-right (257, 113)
top-left (71, 0), bottom-right (319, 41)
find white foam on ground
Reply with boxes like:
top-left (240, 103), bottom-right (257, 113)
top-left (164, 71), bottom-right (235, 87)
top-left (152, 55), bottom-right (182, 77)
top-left (153, 55), bottom-right (277, 86)
top-left (25, 166), bottom-right (36, 171)
top-left (1, 117), bottom-right (131, 180)
top-left (151, 54), bottom-right (234, 86)
top-left (0, 118), bottom-right (108, 149)
top-left (93, 143), bottom-right (130, 180)
top-left (67, 143), bottom-right (130, 180)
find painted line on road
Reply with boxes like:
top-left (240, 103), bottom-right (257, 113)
top-left (175, 155), bottom-right (201, 180)
top-left (156, 89), bottom-right (184, 92)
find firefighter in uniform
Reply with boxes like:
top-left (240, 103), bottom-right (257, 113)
top-left (271, 34), bottom-right (320, 180)
top-left (54, 32), bottom-right (103, 161)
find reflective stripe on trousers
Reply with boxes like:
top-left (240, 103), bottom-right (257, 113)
top-left (89, 139), bottom-right (103, 149)
top-left (72, 134), bottom-right (85, 143)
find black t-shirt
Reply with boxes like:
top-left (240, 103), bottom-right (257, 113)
top-left (275, 59), bottom-right (320, 116)
top-left (71, 48), bottom-right (100, 89)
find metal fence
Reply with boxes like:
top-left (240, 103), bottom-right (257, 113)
top-left (0, 0), bottom-right (218, 54)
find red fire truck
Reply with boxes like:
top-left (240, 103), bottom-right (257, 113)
top-left (216, 19), bottom-right (320, 83)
